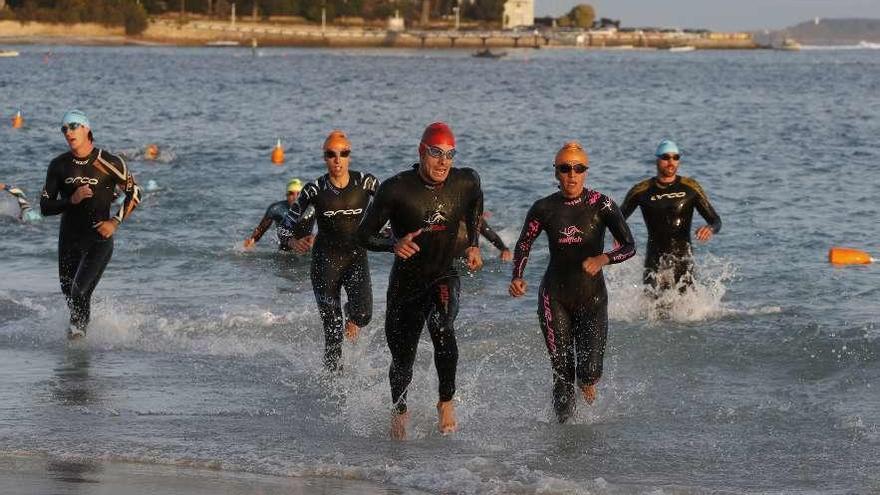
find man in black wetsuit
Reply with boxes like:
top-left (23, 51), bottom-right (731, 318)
top-left (40, 110), bottom-right (141, 339)
top-left (620, 139), bottom-right (722, 292)
top-left (509, 142), bottom-right (635, 423)
top-left (357, 122), bottom-right (483, 440)
top-left (243, 178), bottom-right (305, 251)
top-left (278, 131), bottom-right (378, 371)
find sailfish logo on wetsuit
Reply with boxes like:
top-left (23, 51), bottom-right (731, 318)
top-left (422, 210), bottom-right (448, 232)
top-left (558, 225), bottom-right (584, 244)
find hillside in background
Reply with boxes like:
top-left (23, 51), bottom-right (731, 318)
top-left (779, 18), bottom-right (880, 45)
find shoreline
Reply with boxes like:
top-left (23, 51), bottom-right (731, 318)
top-left (0, 19), bottom-right (762, 50)
top-left (0, 454), bottom-right (431, 495)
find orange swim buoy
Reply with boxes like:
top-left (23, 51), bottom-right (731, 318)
top-left (11, 110), bottom-right (23, 129)
top-left (271, 138), bottom-right (285, 165)
top-left (828, 246), bottom-right (874, 265)
top-left (144, 144), bottom-right (159, 161)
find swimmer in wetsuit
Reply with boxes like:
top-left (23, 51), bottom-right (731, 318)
top-left (278, 131), bottom-right (378, 372)
top-left (620, 139), bottom-right (721, 292)
top-left (40, 110), bottom-right (141, 339)
top-left (509, 142), bottom-right (635, 423)
top-left (243, 178), bottom-right (309, 251)
top-left (357, 122), bottom-right (484, 440)
top-left (0, 183), bottom-right (38, 222)
top-left (452, 215), bottom-right (512, 261)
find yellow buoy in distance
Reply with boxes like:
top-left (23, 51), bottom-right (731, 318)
top-left (271, 138), bottom-right (285, 165)
top-left (828, 247), bottom-right (874, 265)
top-left (11, 110), bottom-right (23, 128)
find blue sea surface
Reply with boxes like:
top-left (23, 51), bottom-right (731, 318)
top-left (1, 45), bottom-right (878, 494)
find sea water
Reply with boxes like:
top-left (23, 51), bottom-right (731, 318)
top-left (1, 45), bottom-right (878, 493)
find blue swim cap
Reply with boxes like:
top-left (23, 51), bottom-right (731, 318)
top-left (655, 139), bottom-right (680, 157)
top-left (62, 109), bottom-right (91, 129)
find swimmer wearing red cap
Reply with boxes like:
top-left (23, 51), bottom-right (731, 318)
top-left (620, 140), bottom-right (722, 293)
top-left (357, 122), bottom-right (484, 440)
top-left (278, 130), bottom-right (379, 371)
top-left (509, 141), bottom-right (635, 423)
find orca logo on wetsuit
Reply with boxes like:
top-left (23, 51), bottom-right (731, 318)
top-left (650, 192), bottom-right (686, 201)
top-left (323, 208), bottom-right (363, 217)
top-left (422, 210), bottom-right (448, 232)
top-left (65, 177), bottom-right (99, 185)
top-left (558, 225), bottom-right (584, 244)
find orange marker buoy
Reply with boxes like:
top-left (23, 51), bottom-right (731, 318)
top-left (144, 144), bottom-right (159, 161)
top-left (11, 110), bottom-right (23, 128)
top-left (271, 138), bottom-right (285, 165)
top-left (828, 247), bottom-right (874, 265)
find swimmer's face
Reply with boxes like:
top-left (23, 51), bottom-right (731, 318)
top-left (324, 146), bottom-right (351, 180)
top-left (555, 159), bottom-right (588, 198)
top-left (419, 143), bottom-right (455, 184)
top-left (287, 190), bottom-right (300, 205)
top-left (62, 123), bottom-right (89, 152)
top-left (656, 153), bottom-right (680, 181)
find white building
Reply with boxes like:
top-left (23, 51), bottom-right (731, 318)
top-left (503, 0), bottom-right (534, 29)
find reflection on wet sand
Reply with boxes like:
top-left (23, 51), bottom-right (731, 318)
top-left (51, 348), bottom-right (97, 407)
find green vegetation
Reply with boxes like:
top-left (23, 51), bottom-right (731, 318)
top-left (5, 0), bottom-right (148, 34)
top-left (556, 4), bottom-right (595, 29)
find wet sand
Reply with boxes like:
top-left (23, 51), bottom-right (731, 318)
top-left (0, 455), bottom-right (428, 495)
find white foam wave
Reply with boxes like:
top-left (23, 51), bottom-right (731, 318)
top-left (801, 41), bottom-right (880, 50)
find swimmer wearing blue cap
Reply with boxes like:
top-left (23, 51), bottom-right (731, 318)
top-left (40, 109), bottom-right (142, 339)
top-left (243, 178), bottom-right (312, 251)
top-left (620, 139), bottom-right (722, 293)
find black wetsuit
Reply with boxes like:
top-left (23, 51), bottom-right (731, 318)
top-left (512, 188), bottom-right (634, 422)
top-left (621, 176), bottom-right (721, 290)
top-left (452, 218), bottom-right (508, 257)
top-left (278, 171), bottom-right (378, 371)
top-left (249, 200), bottom-right (303, 251)
top-left (40, 148), bottom-right (141, 332)
top-left (357, 164), bottom-right (483, 414)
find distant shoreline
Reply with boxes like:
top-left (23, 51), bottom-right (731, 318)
top-left (0, 19), bottom-right (761, 50)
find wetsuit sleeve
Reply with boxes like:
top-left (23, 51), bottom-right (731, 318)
top-left (480, 220), bottom-right (508, 251)
top-left (95, 151), bottom-right (141, 224)
top-left (511, 203), bottom-right (543, 279)
top-left (463, 170), bottom-right (484, 248)
top-left (601, 198), bottom-right (636, 264)
top-left (277, 184), bottom-right (316, 245)
top-left (620, 184), bottom-right (640, 219)
top-left (685, 178), bottom-right (722, 234)
top-left (39, 159), bottom-right (69, 216)
top-left (250, 206), bottom-right (276, 242)
top-left (356, 179), bottom-right (395, 252)
top-left (363, 173), bottom-right (380, 195)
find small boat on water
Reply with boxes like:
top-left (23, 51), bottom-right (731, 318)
top-left (0, 50), bottom-right (20, 58)
top-left (205, 41), bottom-right (240, 47)
top-left (472, 48), bottom-right (507, 59)
top-left (667, 45), bottom-right (696, 52)
top-left (780, 38), bottom-right (801, 51)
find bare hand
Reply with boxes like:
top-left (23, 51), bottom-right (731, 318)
top-left (509, 278), bottom-right (527, 297)
top-left (582, 254), bottom-right (609, 276)
top-left (70, 185), bottom-right (93, 205)
top-left (394, 229), bottom-right (422, 259)
top-left (291, 234), bottom-right (315, 254)
top-left (243, 238), bottom-right (256, 250)
top-left (499, 249), bottom-right (513, 262)
top-left (95, 220), bottom-right (118, 239)
top-left (695, 225), bottom-right (714, 243)
top-left (465, 246), bottom-right (483, 271)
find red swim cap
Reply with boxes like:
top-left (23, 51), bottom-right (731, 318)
top-left (419, 122), bottom-right (455, 154)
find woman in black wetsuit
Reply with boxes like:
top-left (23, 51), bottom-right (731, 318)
top-left (509, 142), bottom-right (635, 423)
top-left (277, 131), bottom-right (378, 372)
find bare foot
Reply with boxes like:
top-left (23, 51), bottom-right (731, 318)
top-left (344, 320), bottom-right (359, 342)
top-left (437, 400), bottom-right (457, 434)
top-left (581, 384), bottom-right (597, 404)
top-left (390, 411), bottom-right (410, 440)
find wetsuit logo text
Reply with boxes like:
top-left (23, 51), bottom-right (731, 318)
top-left (65, 177), bottom-right (99, 186)
top-left (558, 226), bottom-right (584, 244)
top-left (323, 208), bottom-right (363, 217)
top-left (650, 192), bottom-right (686, 201)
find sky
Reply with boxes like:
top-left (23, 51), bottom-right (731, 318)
top-left (535, 0), bottom-right (880, 31)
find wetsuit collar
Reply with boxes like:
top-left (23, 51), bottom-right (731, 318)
top-left (72, 147), bottom-right (97, 166)
top-left (654, 175), bottom-right (679, 188)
